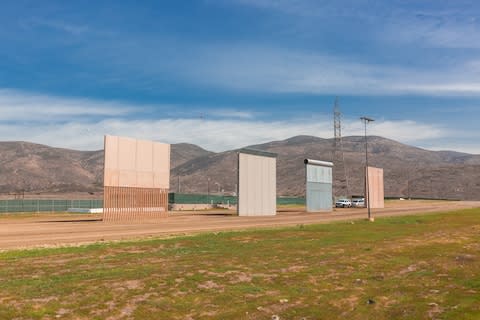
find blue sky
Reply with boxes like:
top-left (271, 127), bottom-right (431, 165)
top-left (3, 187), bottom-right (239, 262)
top-left (0, 0), bottom-right (479, 152)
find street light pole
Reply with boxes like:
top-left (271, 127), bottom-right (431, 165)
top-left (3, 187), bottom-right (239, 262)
top-left (360, 116), bottom-right (374, 221)
top-left (207, 178), bottom-right (210, 205)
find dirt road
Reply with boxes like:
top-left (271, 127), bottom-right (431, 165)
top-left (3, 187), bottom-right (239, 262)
top-left (0, 200), bottom-right (478, 250)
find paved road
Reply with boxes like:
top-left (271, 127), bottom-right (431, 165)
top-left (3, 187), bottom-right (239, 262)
top-left (0, 201), bottom-right (478, 250)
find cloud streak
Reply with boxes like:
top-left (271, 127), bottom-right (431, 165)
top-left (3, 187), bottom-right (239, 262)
top-left (7, 2), bottom-right (480, 98)
top-left (0, 89), bottom-right (268, 124)
top-left (0, 111), bottom-right (456, 153)
top-left (177, 45), bottom-right (480, 96)
top-left (0, 89), bottom-right (470, 153)
top-left (0, 117), bottom-right (446, 150)
top-left (27, 19), bottom-right (90, 35)
top-left (0, 89), bottom-right (137, 121)
top-left (232, 0), bottom-right (480, 49)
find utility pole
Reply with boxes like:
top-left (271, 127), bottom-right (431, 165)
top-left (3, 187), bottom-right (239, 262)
top-left (207, 178), bottom-right (210, 205)
top-left (360, 116), bottom-right (374, 221)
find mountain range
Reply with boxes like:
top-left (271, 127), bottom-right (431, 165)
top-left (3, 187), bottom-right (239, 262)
top-left (1, 136), bottom-right (479, 200)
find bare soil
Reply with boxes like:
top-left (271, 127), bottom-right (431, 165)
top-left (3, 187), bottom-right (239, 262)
top-left (0, 200), bottom-right (478, 250)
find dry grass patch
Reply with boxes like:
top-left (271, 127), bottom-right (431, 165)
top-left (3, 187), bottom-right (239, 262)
top-left (0, 209), bottom-right (479, 319)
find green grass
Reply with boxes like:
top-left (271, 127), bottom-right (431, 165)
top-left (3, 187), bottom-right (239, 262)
top-left (1, 209), bottom-right (480, 319)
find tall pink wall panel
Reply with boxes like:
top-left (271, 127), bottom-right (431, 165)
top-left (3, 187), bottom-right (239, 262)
top-left (367, 166), bottom-right (384, 209)
top-left (104, 135), bottom-right (170, 189)
top-left (103, 135), bottom-right (170, 221)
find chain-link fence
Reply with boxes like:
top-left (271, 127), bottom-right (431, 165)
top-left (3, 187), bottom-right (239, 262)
top-left (0, 199), bottom-right (103, 213)
top-left (168, 193), bottom-right (305, 206)
top-left (0, 194), bottom-right (305, 214)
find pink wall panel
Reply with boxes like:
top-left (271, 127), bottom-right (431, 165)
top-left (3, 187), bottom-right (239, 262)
top-left (153, 143), bottom-right (170, 189)
top-left (104, 135), bottom-right (119, 170)
top-left (136, 139), bottom-right (153, 172)
top-left (367, 166), bottom-right (384, 209)
top-left (104, 135), bottom-right (170, 189)
top-left (103, 135), bottom-right (171, 221)
top-left (117, 137), bottom-right (137, 171)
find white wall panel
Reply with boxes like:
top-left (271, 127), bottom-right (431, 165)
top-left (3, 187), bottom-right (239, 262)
top-left (238, 152), bottom-right (276, 216)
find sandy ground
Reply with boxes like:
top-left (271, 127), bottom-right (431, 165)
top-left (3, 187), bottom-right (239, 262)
top-left (0, 200), bottom-right (479, 250)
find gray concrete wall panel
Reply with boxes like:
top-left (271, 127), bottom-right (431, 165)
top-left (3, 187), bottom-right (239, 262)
top-left (307, 165), bottom-right (333, 184)
top-left (306, 182), bottom-right (332, 212)
top-left (305, 161), bottom-right (333, 212)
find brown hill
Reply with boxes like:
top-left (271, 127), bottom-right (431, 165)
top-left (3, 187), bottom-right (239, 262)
top-left (0, 141), bottom-right (102, 194)
top-left (170, 135), bottom-right (480, 200)
top-left (171, 143), bottom-right (215, 168)
top-left (0, 141), bottom-right (212, 195)
top-left (1, 136), bottom-right (479, 200)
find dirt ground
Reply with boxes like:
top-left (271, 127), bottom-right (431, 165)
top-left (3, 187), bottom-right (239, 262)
top-left (0, 200), bottom-right (479, 250)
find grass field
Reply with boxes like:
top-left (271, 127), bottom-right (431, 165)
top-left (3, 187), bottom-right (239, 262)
top-left (1, 209), bottom-right (479, 319)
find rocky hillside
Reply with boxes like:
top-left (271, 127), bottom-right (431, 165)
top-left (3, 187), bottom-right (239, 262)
top-left (0, 141), bottom-right (102, 194)
top-left (0, 141), bottom-right (211, 195)
top-left (170, 135), bottom-right (480, 200)
top-left (1, 136), bottom-right (479, 200)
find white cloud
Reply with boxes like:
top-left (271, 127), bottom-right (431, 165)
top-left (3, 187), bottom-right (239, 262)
top-left (0, 89), bottom-right (264, 123)
top-left (394, 84), bottom-right (480, 95)
top-left (423, 143), bottom-right (480, 155)
top-left (0, 112), bottom-right (457, 153)
top-left (0, 89), bottom-right (475, 153)
top-left (210, 109), bottom-right (257, 119)
top-left (343, 120), bottom-right (447, 143)
top-left (0, 89), bottom-right (136, 121)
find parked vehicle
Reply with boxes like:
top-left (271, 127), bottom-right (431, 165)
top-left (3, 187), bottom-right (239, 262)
top-left (352, 198), bottom-right (365, 207)
top-left (335, 199), bottom-right (352, 208)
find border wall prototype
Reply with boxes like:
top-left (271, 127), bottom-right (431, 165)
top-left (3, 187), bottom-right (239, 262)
top-left (367, 166), bottom-right (384, 209)
top-left (103, 135), bottom-right (170, 221)
top-left (237, 149), bottom-right (277, 216)
top-left (305, 159), bottom-right (333, 212)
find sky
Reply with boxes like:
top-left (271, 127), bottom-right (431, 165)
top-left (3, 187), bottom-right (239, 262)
top-left (0, 0), bottom-right (479, 153)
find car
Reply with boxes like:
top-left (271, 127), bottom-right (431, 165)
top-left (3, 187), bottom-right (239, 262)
top-left (335, 199), bottom-right (352, 208)
top-left (352, 198), bottom-right (365, 207)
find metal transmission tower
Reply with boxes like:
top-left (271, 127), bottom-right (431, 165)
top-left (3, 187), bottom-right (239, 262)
top-left (334, 98), bottom-right (342, 148)
top-left (332, 97), bottom-right (350, 199)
